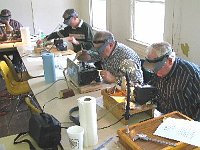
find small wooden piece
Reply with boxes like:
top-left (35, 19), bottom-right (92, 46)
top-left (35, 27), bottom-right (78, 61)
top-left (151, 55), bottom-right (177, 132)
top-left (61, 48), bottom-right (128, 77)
top-left (59, 88), bottom-right (75, 98)
top-left (78, 83), bottom-right (102, 93)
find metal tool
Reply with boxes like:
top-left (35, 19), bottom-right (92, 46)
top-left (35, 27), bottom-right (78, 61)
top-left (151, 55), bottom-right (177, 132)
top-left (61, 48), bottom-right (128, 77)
top-left (133, 133), bottom-right (176, 147)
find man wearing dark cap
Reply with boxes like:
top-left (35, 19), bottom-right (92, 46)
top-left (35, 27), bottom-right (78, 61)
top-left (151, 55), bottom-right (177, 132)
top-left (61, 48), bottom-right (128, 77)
top-left (0, 9), bottom-right (22, 35)
top-left (76, 30), bottom-right (144, 84)
top-left (41, 9), bottom-right (93, 53)
top-left (143, 42), bottom-right (200, 121)
top-left (0, 9), bottom-right (23, 72)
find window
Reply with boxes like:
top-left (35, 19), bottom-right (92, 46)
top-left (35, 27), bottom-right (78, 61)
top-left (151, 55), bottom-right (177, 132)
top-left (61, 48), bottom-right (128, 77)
top-left (91, 0), bottom-right (106, 30)
top-left (133, 0), bottom-right (165, 44)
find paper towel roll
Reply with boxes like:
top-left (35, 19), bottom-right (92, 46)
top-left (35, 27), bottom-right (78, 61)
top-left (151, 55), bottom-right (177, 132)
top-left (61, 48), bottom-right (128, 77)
top-left (78, 96), bottom-right (98, 147)
top-left (42, 53), bottom-right (56, 83)
top-left (20, 27), bottom-right (31, 44)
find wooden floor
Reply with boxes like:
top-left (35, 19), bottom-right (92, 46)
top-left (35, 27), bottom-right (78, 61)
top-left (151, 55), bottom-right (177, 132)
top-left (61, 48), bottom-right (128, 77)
top-left (0, 77), bottom-right (31, 138)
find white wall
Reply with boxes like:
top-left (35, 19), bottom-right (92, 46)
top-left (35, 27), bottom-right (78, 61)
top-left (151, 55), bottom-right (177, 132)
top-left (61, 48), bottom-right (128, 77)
top-left (0, 0), bottom-right (34, 32)
top-left (164, 0), bottom-right (200, 64)
top-left (0, 0), bottom-right (79, 35)
top-left (80, 0), bottom-right (200, 65)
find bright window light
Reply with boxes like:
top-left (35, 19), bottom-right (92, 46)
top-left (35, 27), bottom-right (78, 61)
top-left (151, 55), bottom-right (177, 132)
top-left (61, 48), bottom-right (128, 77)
top-left (134, 0), bottom-right (165, 44)
top-left (92, 0), bottom-right (106, 30)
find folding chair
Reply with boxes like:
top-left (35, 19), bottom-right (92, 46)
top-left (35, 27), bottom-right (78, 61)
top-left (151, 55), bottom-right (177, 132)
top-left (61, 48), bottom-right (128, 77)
top-left (3, 55), bottom-right (44, 82)
top-left (0, 61), bottom-right (41, 114)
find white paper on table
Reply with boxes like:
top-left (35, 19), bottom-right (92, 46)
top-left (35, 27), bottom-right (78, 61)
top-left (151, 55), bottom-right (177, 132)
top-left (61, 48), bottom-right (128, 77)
top-left (26, 57), bottom-right (42, 62)
top-left (0, 144), bottom-right (6, 150)
top-left (154, 117), bottom-right (200, 147)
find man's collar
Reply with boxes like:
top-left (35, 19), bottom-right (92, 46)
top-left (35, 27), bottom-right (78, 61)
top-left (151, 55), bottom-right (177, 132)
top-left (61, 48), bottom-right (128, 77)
top-left (78, 19), bottom-right (83, 27)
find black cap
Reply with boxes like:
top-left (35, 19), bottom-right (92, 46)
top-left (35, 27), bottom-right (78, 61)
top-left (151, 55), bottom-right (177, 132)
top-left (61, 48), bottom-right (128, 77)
top-left (62, 9), bottom-right (78, 19)
top-left (0, 9), bottom-right (11, 17)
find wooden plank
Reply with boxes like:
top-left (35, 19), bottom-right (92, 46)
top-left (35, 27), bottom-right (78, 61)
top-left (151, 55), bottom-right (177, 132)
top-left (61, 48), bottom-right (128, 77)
top-left (78, 83), bottom-right (102, 93)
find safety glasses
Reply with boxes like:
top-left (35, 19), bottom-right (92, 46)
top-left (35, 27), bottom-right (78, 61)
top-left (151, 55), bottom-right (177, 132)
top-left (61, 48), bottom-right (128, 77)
top-left (63, 16), bottom-right (73, 25)
top-left (143, 51), bottom-right (171, 73)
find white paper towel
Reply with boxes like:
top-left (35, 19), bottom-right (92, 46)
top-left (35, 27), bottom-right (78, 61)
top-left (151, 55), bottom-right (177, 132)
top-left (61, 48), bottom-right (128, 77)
top-left (78, 96), bottom-right (98, 147)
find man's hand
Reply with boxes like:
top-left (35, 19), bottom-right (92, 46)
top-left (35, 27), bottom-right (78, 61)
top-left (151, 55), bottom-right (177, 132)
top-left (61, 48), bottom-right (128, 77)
top-left (66, 36), bottom-right (79, 45)
top-left (0, 20), bottom-right (13, 32)
top-left (75, 50), bottom-right (91, 62)
top-left (36, 38), bottom-right (47, 47)
top-left (100, 70), bottom-right (116, 83)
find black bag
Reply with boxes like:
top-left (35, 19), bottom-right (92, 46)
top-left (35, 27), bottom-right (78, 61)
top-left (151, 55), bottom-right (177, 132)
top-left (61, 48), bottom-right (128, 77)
top-left (14, 112), bottom-right (63, 150)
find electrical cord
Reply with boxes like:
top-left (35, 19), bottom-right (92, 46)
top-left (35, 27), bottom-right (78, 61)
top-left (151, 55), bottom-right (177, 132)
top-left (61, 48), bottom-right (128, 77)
top-left (61, 121), bottom-right (74, 124)
top-left (42, 96), bottom-right (61, 112)
top-left (20, 53), bottom-right (30, 58)
top-left (41, 97), bottom-right (72, 129)
top-left (34, 79), bottom-right (65, 96)
top-left (60, 119), bottom-right (75, 129)
top-left (61, 126), bottom-right (68, 129)
top-left (98, 117), bottom-right (124, 130)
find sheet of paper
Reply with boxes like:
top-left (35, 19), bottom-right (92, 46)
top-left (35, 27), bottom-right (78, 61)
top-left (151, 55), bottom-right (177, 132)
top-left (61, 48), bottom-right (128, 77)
top-left (0, 144), bottom-right (6, 150)
top-left (154, 117), bottom-right (200, 147)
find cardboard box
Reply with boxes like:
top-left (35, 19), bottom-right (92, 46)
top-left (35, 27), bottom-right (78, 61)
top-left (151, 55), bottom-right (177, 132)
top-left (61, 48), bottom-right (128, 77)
top-left (101, 89), bottom-right (155, 124)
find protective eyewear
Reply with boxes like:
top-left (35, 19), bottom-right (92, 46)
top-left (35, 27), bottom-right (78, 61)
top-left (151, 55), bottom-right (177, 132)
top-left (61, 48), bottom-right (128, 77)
top-left (93, 41), bottom-right (109, 55)
top-left (63, 16), bottom-right (72, 25)
top-left (0, 15), bottom-right (11, 21)
top-left (93, 40), bottom-right (106, 44)
top-left (143, 51), bottom-right (171, 73)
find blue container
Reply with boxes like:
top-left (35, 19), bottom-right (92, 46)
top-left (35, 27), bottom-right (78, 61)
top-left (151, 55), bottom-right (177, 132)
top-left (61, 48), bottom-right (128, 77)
top-left (42, 53), bottom-right (56, 83)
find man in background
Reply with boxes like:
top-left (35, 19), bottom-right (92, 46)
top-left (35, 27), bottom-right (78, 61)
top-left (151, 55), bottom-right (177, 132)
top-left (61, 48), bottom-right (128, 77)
top-left (143, 42), bottom-right (200, 121)
top-left (0, 9), bottom-right (23, 72)
top-left (39, 9), bottom-right (93, 53)
top-left (76, 30), bottom-right (144, 84)
top-left (0, 9), bottom-right (22, 35)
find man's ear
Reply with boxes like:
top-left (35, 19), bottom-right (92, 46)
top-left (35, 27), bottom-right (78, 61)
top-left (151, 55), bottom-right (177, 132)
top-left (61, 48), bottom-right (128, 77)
top-left (110, 42), bottom-right (115, 48)
top-left (168, 57), bottom-right (173, 65)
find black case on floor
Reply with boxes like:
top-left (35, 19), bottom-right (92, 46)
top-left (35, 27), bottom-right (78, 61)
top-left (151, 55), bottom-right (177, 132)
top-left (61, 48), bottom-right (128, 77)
top-left (29, 113), bottom-right (61, 149)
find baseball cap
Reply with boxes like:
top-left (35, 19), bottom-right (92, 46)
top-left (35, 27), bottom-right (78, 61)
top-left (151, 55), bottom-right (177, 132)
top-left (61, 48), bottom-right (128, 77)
top-left (63, 9), bottom-right (78, 25)
top-left (0, 9), bottom-right (11, 17)
top-left (92, 31), bottom-right (115, 55)
top-left (143, 42), bottom-right (173, 73)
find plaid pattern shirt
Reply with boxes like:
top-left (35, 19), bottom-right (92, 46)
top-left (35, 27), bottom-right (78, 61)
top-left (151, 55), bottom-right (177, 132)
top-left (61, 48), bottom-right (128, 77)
top-left (149, 58), bottom-right (200, 121)
top-left (9, 19), bottom-right (22, 31)
top-left (0, 19), bottom-right (22, 34)
top-left (88, 42), bottom-right (144, 84)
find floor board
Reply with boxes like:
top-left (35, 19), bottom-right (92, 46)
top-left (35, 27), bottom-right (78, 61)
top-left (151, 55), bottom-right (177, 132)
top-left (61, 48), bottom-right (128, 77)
top-left (0, 77), bottom-right (31, 138)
